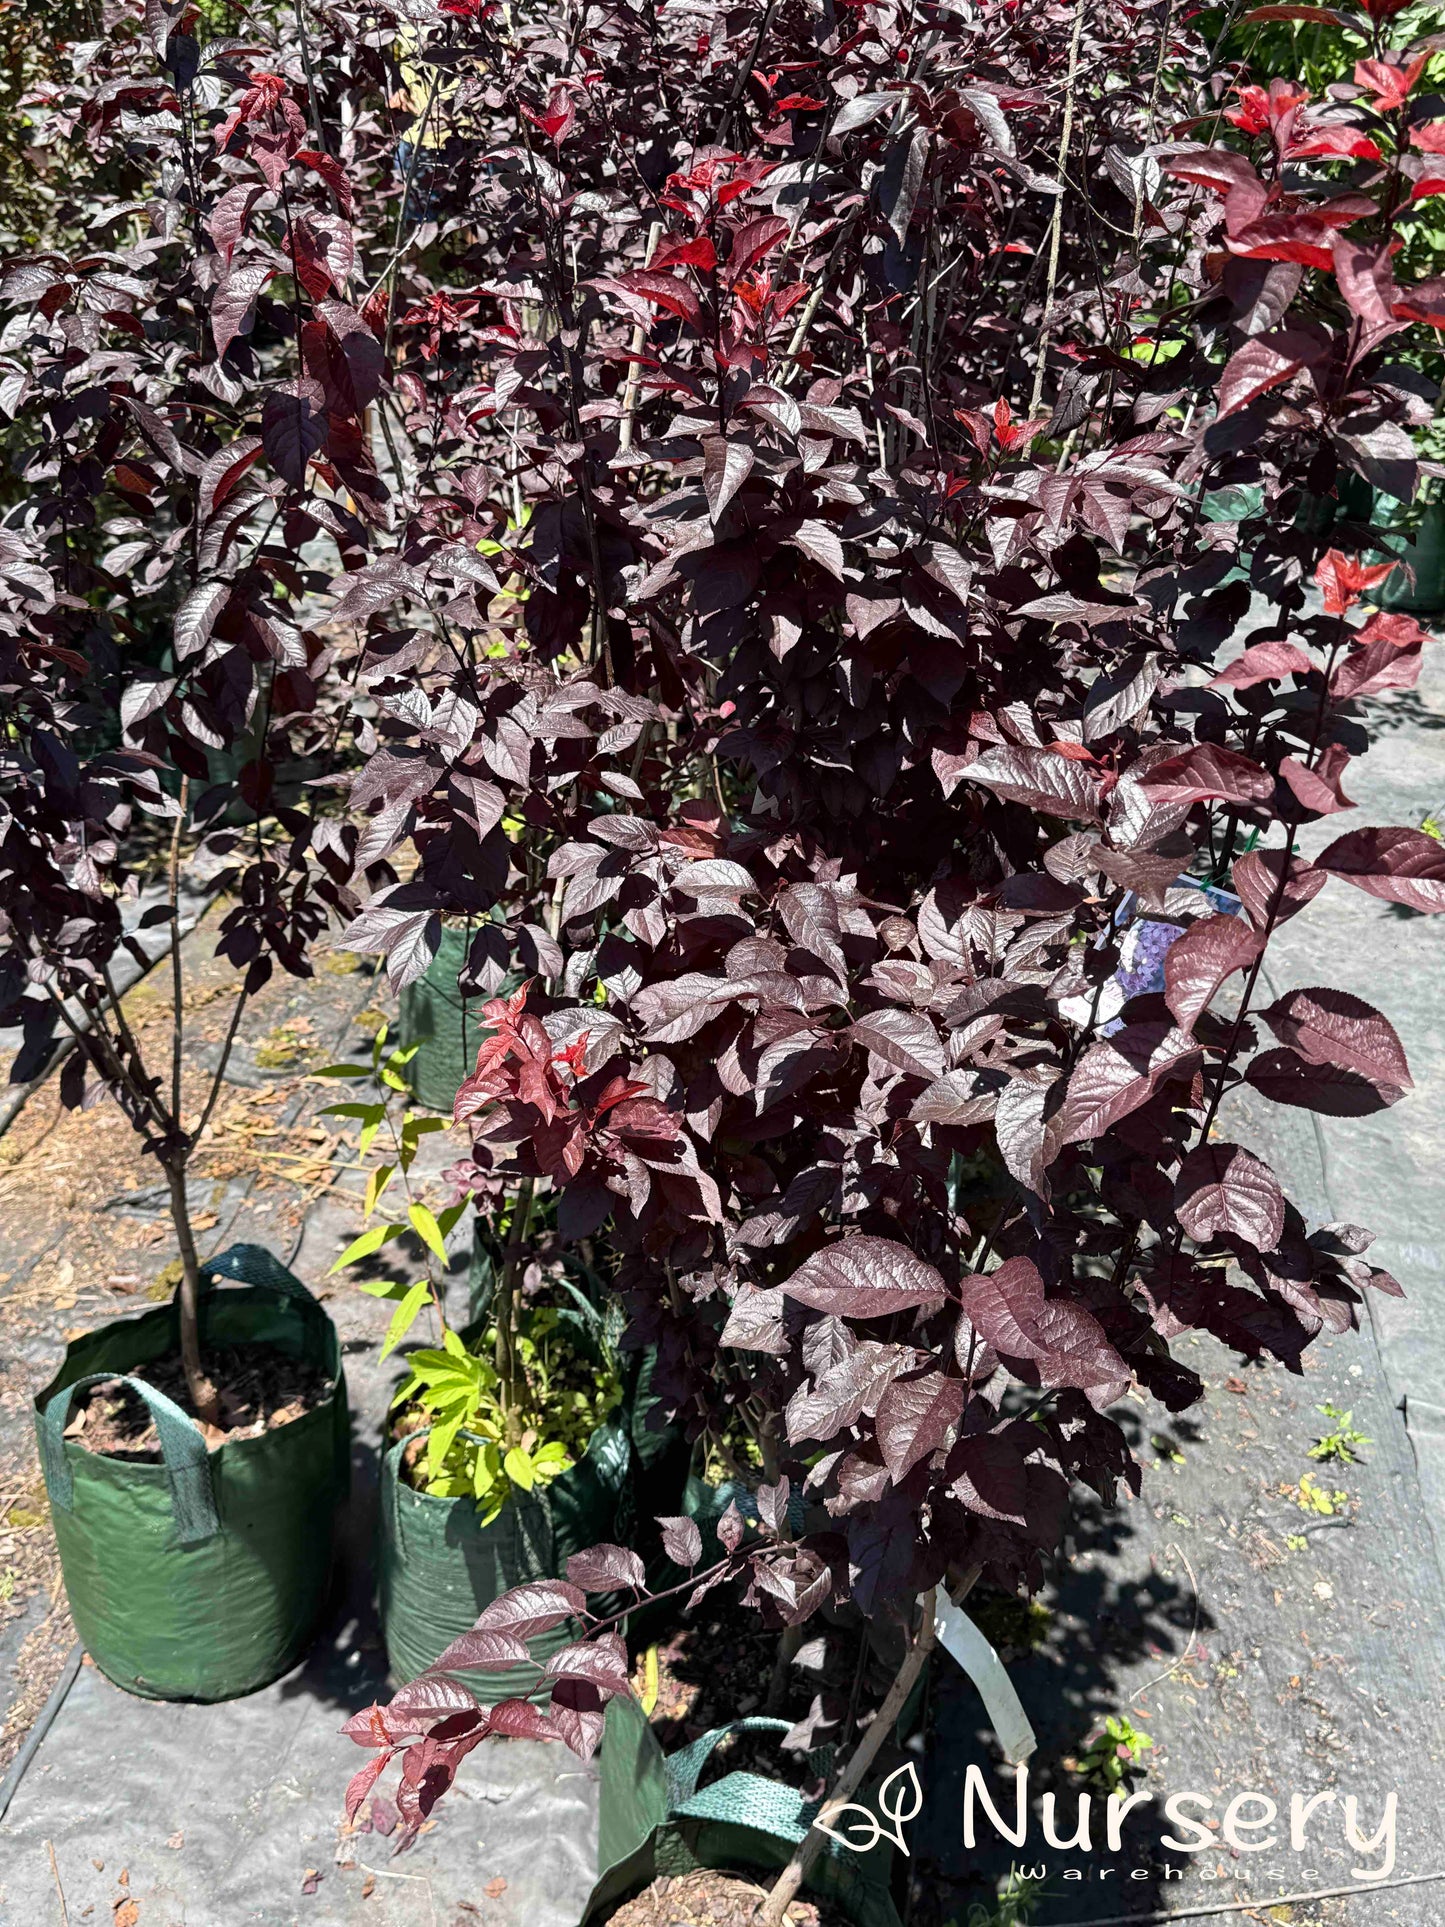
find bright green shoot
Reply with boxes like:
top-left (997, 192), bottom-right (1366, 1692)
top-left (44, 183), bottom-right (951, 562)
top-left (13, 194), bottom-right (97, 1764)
top-left (1308, 1403), bottom-right (1371, 1466)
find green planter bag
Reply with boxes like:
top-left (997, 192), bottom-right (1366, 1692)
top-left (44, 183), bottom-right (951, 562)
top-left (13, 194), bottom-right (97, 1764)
top-left (378, 1417), bottom-right (631, 1698)
top-left (396, 923), bottom-right (522, 1113)
top-left (585, 1693), bottom-right (903, 1927)
top-left (34, 1244), bottom-right (349, 1703)
top-left (1374, 501), bottom-right (1445, 614)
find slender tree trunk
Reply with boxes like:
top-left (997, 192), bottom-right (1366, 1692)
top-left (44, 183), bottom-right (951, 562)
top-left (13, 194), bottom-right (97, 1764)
top-left (755, 1412), bottom-right (805, 1717)
top-left (754, 1588), bottom-right (938, 1927)
top-left (765, 1623), bottom-right (805, 1717)
top-left (163, 1155), bottom-right (220, 1426)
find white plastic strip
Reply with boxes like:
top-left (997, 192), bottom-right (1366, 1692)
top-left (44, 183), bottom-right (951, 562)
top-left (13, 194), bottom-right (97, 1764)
top-left (934, 1595), bottom-right (1037, 1765)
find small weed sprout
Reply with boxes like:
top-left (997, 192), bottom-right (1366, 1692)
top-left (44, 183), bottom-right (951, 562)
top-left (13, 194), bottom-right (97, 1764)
top-left (1308, 1403), bottom-right (1371, 1466)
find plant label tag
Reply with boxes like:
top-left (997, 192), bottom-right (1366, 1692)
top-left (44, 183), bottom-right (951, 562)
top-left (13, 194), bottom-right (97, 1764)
top-left (935, 1595), bottom-right (1037, 1766)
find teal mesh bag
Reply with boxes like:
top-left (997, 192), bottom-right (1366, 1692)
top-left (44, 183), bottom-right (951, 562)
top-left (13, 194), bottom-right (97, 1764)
top-left (585, 1693), bottom-right (904, 1927)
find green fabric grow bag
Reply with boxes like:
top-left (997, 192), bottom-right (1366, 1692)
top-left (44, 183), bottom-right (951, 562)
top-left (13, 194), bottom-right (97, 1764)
top-left (378, 1418), bottom-right (631, 1698)
top-left (396, 924), bottom-right (521, 1113)
top-left (1374, 501), bottom-right (1445, 614)
top-left (33, 1244), bottom-right (349, 1703)
top-left (585, 1694), bottom-right (903, 1927)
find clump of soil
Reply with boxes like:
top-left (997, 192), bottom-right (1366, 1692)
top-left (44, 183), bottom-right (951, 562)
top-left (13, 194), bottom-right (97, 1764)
top-left (602, 1870), bottom-right (848, 1927)
top-left (68, 1343), bottom-right (332, 1459)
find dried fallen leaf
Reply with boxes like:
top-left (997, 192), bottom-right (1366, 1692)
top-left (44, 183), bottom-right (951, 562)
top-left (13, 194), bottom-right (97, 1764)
top-left (484, 1877), bottom-right (508, 1899)
top-left (301, 1868), bottom-right (322, 1896)
top-left (361, 1874), bottom-right (376, 1900)
top-left (114, 1901), bottom-right (139, 1927)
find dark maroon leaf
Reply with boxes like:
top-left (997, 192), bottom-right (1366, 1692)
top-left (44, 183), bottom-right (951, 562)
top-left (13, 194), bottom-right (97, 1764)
top-left (1261, 987), bottom-right (1411, 1092)
top-left (1231, 850), bottom-right (1328, 928)
top-left (385, 1675), bottom-right (485, 1725)
top-left (1216, 327), bottom-right (1329, 418)
top-left (548, 1678), bottom-right (606, 1760)
top-left (1207, 640), bottom-right (1314, 688)
top-left (262, 387), bottom-right (328, 487)
top-left (960, 1258), bottom-right (1130, 1405)
top-left (875, 1369), bottom-right (966, 1481)
top-left (211, 264), bottom-right (272, 358)
top-left (1315, 827), bottom-right (1445, 913)
top-left (658, 1515), bottom-right (703, 1568)
top-left (487, 1698), bottom-right (556, 1742)
top-left (1057, 1025), bottom-right (1200, 1144)
top-left (726, 214), bottom-right (790, 280)
top-left (848, 1008), bottom-right (946, 1080)
top-left (964, 744), bottom-right (1106, 820)
top-left (173, 579), bottom-right (230, 663)
top-left (565, 1543), bottom-right (647, 1593)
top-left (196, 436), bottom-right (263, 523)
top-left (1278, 745), bottom-right (1355, 815)
top-left (911, 1070), bottom-right (998, 1127)
top-left (1137, 745), bottom-right (1273, 806)
top-left (1164, 914), bottom-right (1262, 1029)
top-left (720, 1284), bottom-right (789, 1353)
top-left (318, 298), bottom-right (385, 411)
top-left (1245, 1048), bottom-right (1399, 1116)
top-left (947, 1432), bottom-right (1028, 1523)
top-left (1329, 629), bottom-right (1422, 701)
top-left (716, 1501), bottom-right (747, 1553)
top-left (429, 1628), bottom-right (533, 1674)
top-left (703, 437), bottom-right (755, 521)
top-left (1174, 1142), bottom-right (1285, 1249)
top-left (475, 1580), bottom-right (588, 1642)
top-left (785, 1342), bottom-right (906, 1444)
top-left (757, 1477), bottom-right (791, 1534)
top-left (782, 1235), bottom-right (949, 1317)
top-left (542, 1634), bottom-right (632, 1695)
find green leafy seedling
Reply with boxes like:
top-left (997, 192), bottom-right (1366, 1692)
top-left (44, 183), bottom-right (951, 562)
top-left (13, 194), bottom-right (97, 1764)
top-left (962, 1864), bottom-right (1048, 1926)
top-left (1077, 1714), bottom-right (1154, 1794)
top-left (1308, 1403), bottom-right (1370, 1466)
top-left (1296, 1472), bottom-right (1348, 1516)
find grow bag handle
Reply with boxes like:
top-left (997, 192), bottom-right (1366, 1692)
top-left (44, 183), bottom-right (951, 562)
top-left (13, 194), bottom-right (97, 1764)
top-left (37, 1373), bottom-right (220, 1546)
top-left (666, 1716), bottom-right (798, 1810)
top-left (199, 1243), bottom-right (319, 1305)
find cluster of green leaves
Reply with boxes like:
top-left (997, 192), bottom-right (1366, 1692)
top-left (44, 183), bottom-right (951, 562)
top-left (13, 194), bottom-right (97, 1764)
top-left (1076, 1714), bottom-right (1155, 1794)
top-left (1295, 1471), bottom-right (1349, 1515)
top-left (960, 1866), bottom-right (1047, 1927)
top-left (1215, 2), bottom-right (1445, 93)
top-left (1308, 1401), bottom-right (1371, 1465)
top-left (316, 1025), bottom-right (622, 1521)
top-left (318, 1025), bottom-right (465, 1345)
top-left (392, 1305), bottom-right (622, 1522)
